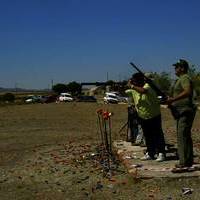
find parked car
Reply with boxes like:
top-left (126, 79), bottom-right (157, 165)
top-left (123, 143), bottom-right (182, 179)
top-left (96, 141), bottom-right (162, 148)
top-left (24, 95), bottom-right (40, 103)
top-left (103, 92), bottom-right (128, 104)
top-left (42, 95), bottom-right (58, 103)
top-left (37, 95), bottom-right (48, 103)
top-left (76, 95), bottom-right (97, 102)
top-left (24, 95), bottom-right (50, 103)
top-left (58, 93), bottom-right (73, 102)
top-left (103, 93), bottom-right (119, 104)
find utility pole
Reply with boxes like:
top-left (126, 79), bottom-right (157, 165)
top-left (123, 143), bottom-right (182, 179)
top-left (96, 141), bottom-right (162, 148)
top-left (51, 79), bottom-right (54, 90)
top-left (118, 74), bottom-right (121, 82)
top-left (15, 82), bottom-right (18, 92)
top-left (106, 72), bottom-right (109, 81)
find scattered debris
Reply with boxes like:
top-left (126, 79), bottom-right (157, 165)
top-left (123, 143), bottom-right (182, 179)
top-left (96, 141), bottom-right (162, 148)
top-left (131, 164), bottom-right (143, 168)
top-left (182, 187), bottom-right (194, 195)
top-left (96, 181), bottom-right (103, 190)
top-left (166, 196), bottom-right (173, 200)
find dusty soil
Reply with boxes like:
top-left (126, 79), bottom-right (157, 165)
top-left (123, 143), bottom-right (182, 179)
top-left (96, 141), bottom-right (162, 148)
top-left (0, 102), bottom-right (200, 200)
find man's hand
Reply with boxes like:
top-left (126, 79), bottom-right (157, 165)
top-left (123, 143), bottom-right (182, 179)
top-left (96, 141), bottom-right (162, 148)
top-left (165, 97), bottom-right (174, 105)
top-left (127, 79), bottom-right (132, 88)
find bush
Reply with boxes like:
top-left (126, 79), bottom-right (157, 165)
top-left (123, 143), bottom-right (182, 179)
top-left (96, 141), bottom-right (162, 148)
top-left (52, 84), bottom-right (68, 94)
top-left (2, 93), bottom-right (15, 102)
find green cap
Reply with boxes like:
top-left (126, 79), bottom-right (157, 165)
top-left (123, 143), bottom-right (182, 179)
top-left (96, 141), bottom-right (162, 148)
top-left (172, 59), bottom-right (189, 70)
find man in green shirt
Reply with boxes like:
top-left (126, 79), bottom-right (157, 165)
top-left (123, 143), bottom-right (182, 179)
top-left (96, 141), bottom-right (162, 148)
top-left (167, 59), bottom-right (196, 170)
top-left (126, 73), bottom-right (166, 162)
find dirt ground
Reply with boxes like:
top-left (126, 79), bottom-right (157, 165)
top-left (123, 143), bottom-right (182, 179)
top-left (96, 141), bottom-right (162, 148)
top-left (0, 102), bottom-right (200, 200)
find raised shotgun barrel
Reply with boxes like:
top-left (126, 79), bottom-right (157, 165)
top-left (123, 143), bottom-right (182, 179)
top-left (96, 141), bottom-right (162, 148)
top-left (129, 62), bottom-right (167, 102)
top-left (129, 62), bottom-right (179, 119)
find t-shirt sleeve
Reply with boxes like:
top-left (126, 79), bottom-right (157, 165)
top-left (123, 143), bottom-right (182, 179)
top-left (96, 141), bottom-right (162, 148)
top-left (143, 83), bottom-right (150, 91)
top-left (181, 76), bottom-right (191, 89)
top-left (125, 89), bottom-right (133, 96)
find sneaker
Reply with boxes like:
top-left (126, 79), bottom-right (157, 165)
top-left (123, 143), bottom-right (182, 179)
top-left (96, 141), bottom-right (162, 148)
top-left (131, 142), bottom-right (140, 146)
top-left (155, 153), bottom-right (165, 162)
top-left (171, 167), bottom-right (189, 173)
top-left (175, 163), bottom-right (192, 168)
top-left (140, 153), bottom-right (153, 161)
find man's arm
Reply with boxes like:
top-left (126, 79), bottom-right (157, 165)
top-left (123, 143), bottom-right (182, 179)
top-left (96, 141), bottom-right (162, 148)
top-left (130, 84), bottom-right (147, 94)
top-left (167, 77), bottom-right (192, 104)
top-left (127, 79), bottom-right (147, 94)
top-left (167, 86), bottom-right (192, 104)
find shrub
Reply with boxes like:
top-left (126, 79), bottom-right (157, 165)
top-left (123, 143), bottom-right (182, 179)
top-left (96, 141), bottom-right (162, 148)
top-left (2, 93), bottom-right (15, 102)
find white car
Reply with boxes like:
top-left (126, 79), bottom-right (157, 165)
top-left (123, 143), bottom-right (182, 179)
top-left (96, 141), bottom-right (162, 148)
top-left (104, 93), bottom-right (119, 104)
top-left (25, 95), bottom-right (40, 103)
top-left (103, 92), bottom-right (128, 104)
top-left (58, 93), bottom-right (73, 102)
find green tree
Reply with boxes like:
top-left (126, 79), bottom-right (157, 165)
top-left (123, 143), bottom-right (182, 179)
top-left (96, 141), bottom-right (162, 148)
top-left (106, 80), bottom-right (115, 86)
top-left (188, 64), bottom-right (197, 77)
top-left (52, 83), bottom-right (68, 94)
top-left (151, 72), bottom-right (172, 94)
top-left (118, 80), bottom-right (128, 95)
top-left (194, 73), bottom-right (200, 97)
top-left (2, 93), bottom-right (15, 102)
top-left (188, 65), bottom-right (200, 97)
top-left (66, 81), bottom-right (82, 96)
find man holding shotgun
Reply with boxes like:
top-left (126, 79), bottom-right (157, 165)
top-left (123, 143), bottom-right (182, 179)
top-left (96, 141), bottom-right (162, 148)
top-left (126, 72), bottom-right (166, 162)
top-left (166, 59), bottom-right (196, 171)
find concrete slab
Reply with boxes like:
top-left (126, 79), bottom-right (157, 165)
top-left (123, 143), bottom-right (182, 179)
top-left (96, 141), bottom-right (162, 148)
top-left (113, 140), bottom-right (200, 179)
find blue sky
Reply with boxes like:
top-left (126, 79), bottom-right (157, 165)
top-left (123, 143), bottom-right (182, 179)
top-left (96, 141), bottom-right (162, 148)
top-left (0, 0), bottom-right (200, 89)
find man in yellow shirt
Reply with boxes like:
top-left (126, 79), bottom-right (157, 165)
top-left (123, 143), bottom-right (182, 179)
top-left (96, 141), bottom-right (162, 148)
top-left (126, 73), bottom-right (166, 161)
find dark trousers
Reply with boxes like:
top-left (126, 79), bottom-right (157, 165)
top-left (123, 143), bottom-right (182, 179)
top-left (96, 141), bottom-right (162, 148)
top-left (139, 114), bottom-right (165, 158)
top-left (176, 109), bottom-right (196, 166)
top-left (127, 106), bottom-right (138, 142)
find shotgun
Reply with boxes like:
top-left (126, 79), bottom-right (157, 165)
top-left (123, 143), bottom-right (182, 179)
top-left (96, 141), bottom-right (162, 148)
top-left (129, 62), bottom-right (168, 102)
top-left (129, 62), bottom-right (180, 119)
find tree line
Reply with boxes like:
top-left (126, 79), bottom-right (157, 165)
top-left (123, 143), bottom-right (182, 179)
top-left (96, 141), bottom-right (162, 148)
top-left (52, 66), bottom-right (200, 99)
top-left (1, 66), bottom-right (199, 104)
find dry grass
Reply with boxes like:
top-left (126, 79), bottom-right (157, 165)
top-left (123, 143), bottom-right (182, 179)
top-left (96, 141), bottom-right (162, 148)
top-left (0, 102), bottom-right (200, 199)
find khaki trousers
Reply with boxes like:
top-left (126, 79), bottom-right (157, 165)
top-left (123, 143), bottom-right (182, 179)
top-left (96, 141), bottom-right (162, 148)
top-left (176, 109), bottom-right (196, 166)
